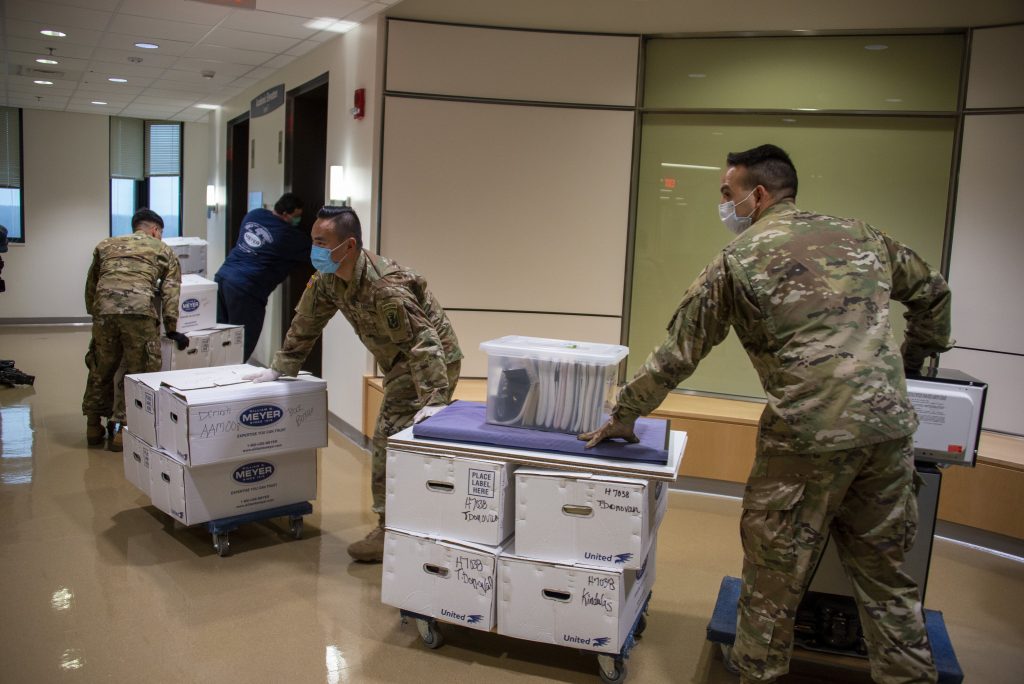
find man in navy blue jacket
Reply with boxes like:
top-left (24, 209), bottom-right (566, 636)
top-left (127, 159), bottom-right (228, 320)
top-left (215, 193), bottom-right (310, 360)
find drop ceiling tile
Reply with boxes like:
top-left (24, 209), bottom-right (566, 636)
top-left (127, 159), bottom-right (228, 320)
top-left (99, 33), bottom-right (194, 57)
top-left (118, 0), bottom-right (232, 24)
top-left (184, 43), bottom-right (275, 66)
top-left (344, 2), bottom-right (389, 23)
top-left (86, 60), bottom-right (167, 80)
top-left (89, 48), bottom-right (181, 69)
top-left (6, 51), bottom-right (91, 73)
top-left (284, 40), bottom-right (322, 57)
top-left (4, 0), bottom-right (114, 32)
top-left (223, 10), bottom-right (323, 40)
top-left (4, 37), bottom-right (98, 60)
top-left (4, 19), bottom-right (105, 48)
top-left (262, 54), bottom-right (296, 70)
top-left (169, 59), bottom-right (254, 78)
top-left (56, 0), bottom-right (122, 11)
top-left (108, 14), bottom-right (212, 43)
top-left (255, 0), bottom-right (368, 20)
top-left (134, 95), bottom-right (195, 106)
top-left (201, 27), bottom-right (301, 53)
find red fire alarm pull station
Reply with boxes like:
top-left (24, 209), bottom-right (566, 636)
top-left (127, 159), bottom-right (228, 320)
top-left (352, 88), bottom-right (366, 120)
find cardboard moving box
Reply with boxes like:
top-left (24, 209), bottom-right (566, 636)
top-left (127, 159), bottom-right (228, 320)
top-left (125, 366), bottom-right (253, 446)
top-left (175, 274), bottom-right (217, 332)
top-left (386, 450), bottom-right (515, 545)
top-left (122, 429), bottom-right (156, 496)
top-left (160, 329), bottom-right (212, 371)
top-left (514, 469), bottom-right (667, 570)
top-left (382, 529), bottom-right (507, 632)
top-left (157, 371), bottom-right (327, 466)
top-left (164, 237), bottom-right (208, 276)
top-left (497, 543), bottom-right (656, 654)
top-left (148, 448), bottom-right (317, 526)
top-left (207, 324), bottom-right (245, 366)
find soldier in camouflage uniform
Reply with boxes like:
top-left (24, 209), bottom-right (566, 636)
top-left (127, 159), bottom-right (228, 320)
top-left (251, 206), bottom-right (462, 562)
top-left (83, 209), bottom-right (187, 451)
top-left (582, 145), bottom-right (951, 684)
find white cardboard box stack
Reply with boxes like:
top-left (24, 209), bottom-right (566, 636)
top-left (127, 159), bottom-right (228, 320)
top-left (381, 433), bottom-right (669, 652)
top-left (164, 237), bottom-right (208, 276)
top-left (122, 364), bottom-right (327, 526)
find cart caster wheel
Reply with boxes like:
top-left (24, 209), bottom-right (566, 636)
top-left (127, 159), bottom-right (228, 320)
top-left (213, 532), bottom-right (231, 557)
top-left (416, 618), bottom-right (444, 649)
top-left (597, 655), bottom-right (627, 684)
top-left (635, 614), bottom-right (648, 637)
top-left (289, 517), bottom-right (303, 540)
top-left (720, 644), bottom-right (740, 675)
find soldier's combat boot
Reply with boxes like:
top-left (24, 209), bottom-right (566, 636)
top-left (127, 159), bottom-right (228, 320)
top-left (86, 415), bottom-right (105, 446)
top-left (347, 519), bottom-right (385, 562)
top-left (110, 424), bottom-right (124, 452)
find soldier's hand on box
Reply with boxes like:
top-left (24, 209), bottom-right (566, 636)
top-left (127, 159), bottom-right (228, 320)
top-left (414, 405), bottom-right (445, 424)
top-left (578, 416), bottom-right (639, 449)
top-left (165, 332), bottom-right (190, 351)
top-left (243, 368), bottom-right (281, 383)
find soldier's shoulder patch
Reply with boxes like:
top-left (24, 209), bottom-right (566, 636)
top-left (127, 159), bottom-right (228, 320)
top-left (378, 297), bottom-right (412, 343)
top-left (306, 272), bottom-right (320, 289)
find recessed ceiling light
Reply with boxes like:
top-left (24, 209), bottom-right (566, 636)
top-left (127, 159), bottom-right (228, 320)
top-left (108, 77), bottom-right (128, 83)
top-left (36, 58), bottom-right (59, 65)
top-left (864, 44), bottom-right (888, 51)
top-left (40, 29), bottom-right (66, 37)
top-left (34, 80), bottom-right (54, 85)
top-left (304, 18), bottom-right (358, 33)
top-left (195, 104), bottom-right (219, 109)
top-left (91, 101), bottom-right (108, 105)
top-left (135, 42), bottom-right (159, 49)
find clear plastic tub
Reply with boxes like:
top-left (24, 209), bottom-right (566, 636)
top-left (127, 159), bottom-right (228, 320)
top-left (479, 336), bottom-right (628, 435)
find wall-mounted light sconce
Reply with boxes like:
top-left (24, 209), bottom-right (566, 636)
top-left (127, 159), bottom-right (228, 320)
top-left (329, 165), bottom-right (350, 206)
top-left (206, 184), bottom-right (218, 218)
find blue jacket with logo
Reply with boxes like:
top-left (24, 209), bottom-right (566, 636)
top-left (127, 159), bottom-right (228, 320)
top-left (215, 208), bottom-right (311, 300)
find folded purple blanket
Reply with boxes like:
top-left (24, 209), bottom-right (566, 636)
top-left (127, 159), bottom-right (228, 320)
top-left (411, 400), bottom-right (669, 464)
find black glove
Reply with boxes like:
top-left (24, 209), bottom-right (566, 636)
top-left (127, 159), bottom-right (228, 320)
top-left (165, 332), bottom-right (189, 351)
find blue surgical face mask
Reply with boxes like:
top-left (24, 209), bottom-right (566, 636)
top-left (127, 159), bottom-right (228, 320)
top-left (310, 241), bottom-right (349, 274)
top-left (718, 187), bottom-right (757, 236)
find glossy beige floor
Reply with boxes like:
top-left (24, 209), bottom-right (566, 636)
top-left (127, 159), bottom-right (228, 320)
top-left (1, 326), bottom-right (1022, 684)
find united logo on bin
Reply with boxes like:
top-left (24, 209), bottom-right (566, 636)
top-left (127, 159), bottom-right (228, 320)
top-left (233, 461), bottom-right (275, 484)
top-left (182, 298), bottom-right (200, 312)
top-left (239, 404), bottom-right (283, 427)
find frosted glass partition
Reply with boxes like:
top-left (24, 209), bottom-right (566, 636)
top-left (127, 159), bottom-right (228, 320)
top-left (628, 114), bottom-right (955, 397)
top-left (645, 35), bottom-right (963, 112)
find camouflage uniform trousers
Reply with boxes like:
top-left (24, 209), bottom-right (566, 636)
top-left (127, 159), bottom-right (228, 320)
top-left (734, 435), bottom-right (936, 684)
top-left (370, 360), bottom-right (461, 517)
top-left (82, 314), bottom-right (162, 423)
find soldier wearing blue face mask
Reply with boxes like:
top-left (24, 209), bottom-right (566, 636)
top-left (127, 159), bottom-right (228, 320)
top-left (246, 205), bottom-right (462, 563)
top-left (214, 192), bottom-right (309, 360)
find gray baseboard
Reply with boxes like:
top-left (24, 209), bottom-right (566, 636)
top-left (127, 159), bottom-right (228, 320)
top-left (669, 475), bottom-right (744, 499)
top-left (935, 520), bottom-right (1024, 561)
top-left (329, 411), bottom-right (369, 451)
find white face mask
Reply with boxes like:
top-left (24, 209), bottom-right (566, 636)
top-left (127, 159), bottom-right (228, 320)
top-left (718, 188), bottom-right (757, 236)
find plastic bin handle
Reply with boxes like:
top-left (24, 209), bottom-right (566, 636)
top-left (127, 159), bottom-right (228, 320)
top-left (562, 504), bottom-right (593, 517)
top-left (426, 480), bottom-right (454, 493)
top-left (542, 589), bottom-right (572, 602)
top-left (423, 563), bottom-right (449, 578)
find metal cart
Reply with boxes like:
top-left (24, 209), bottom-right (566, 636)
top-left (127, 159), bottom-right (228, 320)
top-left (400, 591), bottom-right (652, 684)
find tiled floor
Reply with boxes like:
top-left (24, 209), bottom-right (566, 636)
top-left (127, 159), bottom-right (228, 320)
top-left (1, 326), bottom-right (1021, 683)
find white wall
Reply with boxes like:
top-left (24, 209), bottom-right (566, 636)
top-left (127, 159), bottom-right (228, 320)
top-left (182, 122), bottom-right (210, 239)
top-left (1, 110), bottom-right (110, 320)
top-left (204, 19), bottom-right (383, 431)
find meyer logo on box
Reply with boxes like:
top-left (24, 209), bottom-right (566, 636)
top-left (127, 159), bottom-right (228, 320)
top-left (233, 461), bottom-right (275, 484)
top-left (182, 298), bottom-right (200, 312)
top-left (239, 404), bottom-right (283, 428)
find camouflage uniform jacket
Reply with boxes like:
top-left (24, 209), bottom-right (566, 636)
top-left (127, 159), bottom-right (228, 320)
top-left (615, 201), bottom-right (952, 454)
top-left (272, 249), bottom-right (463, 407)
top-left (85, 231), bottom-right (182, 332)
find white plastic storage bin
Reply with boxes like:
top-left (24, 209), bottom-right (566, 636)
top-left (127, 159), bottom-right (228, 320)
top-left (497, 542), bottom-right (656, 654)
top-left (382, 529), bottom-right (507, 632)
top-left (479, 336), bottom-right (628, 435)
top-left (385, 450), bottom-right (515, 546)
top-left (514, 469), bottom-right (667, 570)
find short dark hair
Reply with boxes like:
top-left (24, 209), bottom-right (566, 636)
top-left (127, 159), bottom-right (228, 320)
top-left (131, 208), bottom-right (163, 230)
top-left (274, 193), bottom-right (304, 215)
top-left (317, 206), bottom-right (362, 248)
top-left (726, 144), bottom-right (798, 200)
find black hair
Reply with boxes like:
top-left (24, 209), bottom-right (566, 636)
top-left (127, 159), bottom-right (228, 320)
top-left (726, 144), bottom-right (799, 200)
top-left (317, 206), bottom-right (362, 248)
top-left (131, 208), bottom-right (164, 230)
top-left (274, 192), bottom-right (304, 215)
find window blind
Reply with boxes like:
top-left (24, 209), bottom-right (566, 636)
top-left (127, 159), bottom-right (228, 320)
top-left (109, 117), bottom-right (144, 180)
top-left (145, 122), bottom-right (181, 176)
top-left (0, 107), bottom-right (21, 189)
